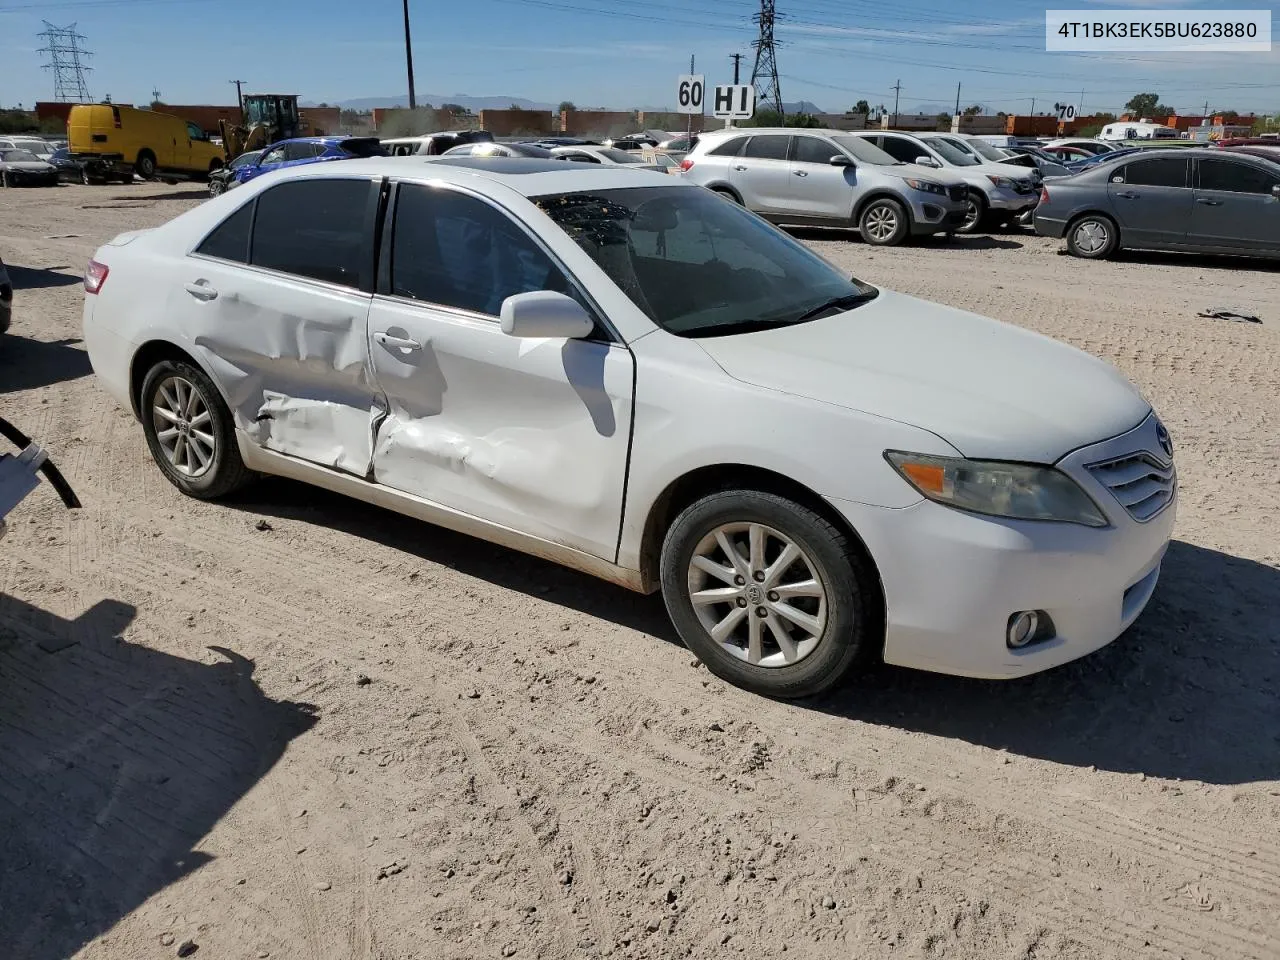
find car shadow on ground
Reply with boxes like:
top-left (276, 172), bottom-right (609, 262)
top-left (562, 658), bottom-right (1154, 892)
top-left (812, 540), bottom-right (1280, 786)
top-left (4, 265), bottom-right (81, 288)
top-left (1110, 249), bottom-right (1280, 273)
top-left (129, 189), bottom-right (209, 202)
top-left (0, 335), bottom-right (93, 394)
top-left (782, 225), bottom-right (1025, 251)
top-left (0, 593), bottom-right (317, 960)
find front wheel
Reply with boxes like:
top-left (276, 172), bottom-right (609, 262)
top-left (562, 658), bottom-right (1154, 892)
top-left (1065, 214), bottom-right (1118, 259)
top-left (660, 490), bottom-right (878, 699)
top-left (957, 190), bottom-right (988, 234)
top-left (208, 178), bottom-right (225, 197)
top-left (135, 151), bottom-right (157, 180)
top-left (140, 359), bottom-right (254, 499)
top-left (858, 198), bottom-right (909, 246)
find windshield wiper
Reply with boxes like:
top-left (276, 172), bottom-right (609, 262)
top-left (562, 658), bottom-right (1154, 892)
top-left (791, 291), bottom-right (878, 324)
top-left (683, 317), bottom-right (805, 338)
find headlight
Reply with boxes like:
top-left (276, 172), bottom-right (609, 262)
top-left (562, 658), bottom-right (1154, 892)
top-left (904, 178), bottom-right (946, 195)
top-left (885, 451), bottom-right (1108, 527)
top-left (986, 175), bottom-right (1012, 188)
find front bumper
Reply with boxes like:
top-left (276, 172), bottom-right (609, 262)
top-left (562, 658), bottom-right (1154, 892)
top-left (828, 414), bottom-right (1176, 679)
top-left (987, 185), bottom-right (1039, 213)
top-left (907, 195), bottom-right (968, 234)
top-left (3, 171), bottom-right (58, 187)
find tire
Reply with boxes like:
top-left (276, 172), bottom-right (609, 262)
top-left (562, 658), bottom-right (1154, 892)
top-left (660, 490), bottom-right (878, 699)
top-left (135, 150), bottom-right (157, 180)
top-left (957, 189), bottom-right (988, 234)
top-left (1065, 213), bottom-right (1118, 259)
top-left (858, 197), bottom-right (909, 246)
top-left (208, 178), bottom-right (225, 197)
top-left (80, 166), bottom-right (92, 185)
top-left (711, 187), bottom-right (742, 204)
top-left (140, 359), bottom-right (254, 499)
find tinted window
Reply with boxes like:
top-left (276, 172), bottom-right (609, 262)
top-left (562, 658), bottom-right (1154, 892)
top-left (196, 201), bottom-right (253, 263)
top-left (743, 135), bottom-right (790, 160)
top-left (391, 184), bottom-right (572, 316)
top-left (1120, 158), bottom-right (1187, 188)
top-left (251, 179), bottom-right (371, 287)
top-left (877, 136), bottom-right (924, 164)
top-left (536, 186), bottom-right (874, 337)
top-left (830, 135), bottom-right (902, 165)
top-left (283, 142), bottom-right (313, 161)
top-left (708, 136), bottom-right (748, 157)
top-left (260, 145), bottom-right (285, 165)
top-left (186, 122), bottom-right (203, 140)
top-left (1199, 158), bottom-right (1277, 194)
top-left (793, 136), bottom-right (840, 165)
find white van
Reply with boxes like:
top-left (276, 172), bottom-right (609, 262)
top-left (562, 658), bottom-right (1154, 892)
top-left (1099, 122), bottom-right (1180, 141)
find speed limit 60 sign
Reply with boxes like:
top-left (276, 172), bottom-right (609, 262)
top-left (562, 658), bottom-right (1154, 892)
top-left (676, 74), bottom-right (705, 115)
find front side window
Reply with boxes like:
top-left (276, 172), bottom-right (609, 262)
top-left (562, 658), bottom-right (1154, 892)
top-left (391, 184), bottom-right (572, 316)
top-left (1198, 158), bottom-right (1277, 194)
top-left (535, 185), bottom-right (875, 338)
top-left (876, 136), bottom-right (925, 164)
top-left (1120, 158), bottom-right (1188, 188)
top-left (251, 178), bottom-right (372, 288)
top-left (743, 135), bottom-right (790, 161)
top-left (792, 136), bottom-right (841, 165)
top-left (186, 122), bottom-right (203, 141)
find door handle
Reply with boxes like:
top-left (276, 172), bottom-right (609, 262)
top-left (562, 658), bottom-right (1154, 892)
top-left (375, 332), bottom-right (421, 352)
top-left (794, 170), bottom-right (808, 177)
top-left (1195, 198), bottom-right (1223, 206)
top-left (184, 281), bottom-right (218, 301)
top-left (733, 165), bottom-right (747, 171)
top-left (1114, 191), bottom-right (1139, 199)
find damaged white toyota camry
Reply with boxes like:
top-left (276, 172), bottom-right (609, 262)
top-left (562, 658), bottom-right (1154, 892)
top-left (83, 157), bottom-right (1175, 698)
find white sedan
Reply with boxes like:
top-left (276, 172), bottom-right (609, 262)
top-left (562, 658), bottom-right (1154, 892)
top-left (81, 156), bottom-right (1175, 698)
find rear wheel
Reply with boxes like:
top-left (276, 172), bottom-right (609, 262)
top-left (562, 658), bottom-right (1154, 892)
top-left (1065, 214), bottom-right (1118, 259)
top-left (711, 187), bottom-right (741, 204)
top-left (140, 359), bottom-right (253, 499)
top-left (660, 490), bottom-right (878, 699)
top-left (858, 198), bottom-right (909, 246)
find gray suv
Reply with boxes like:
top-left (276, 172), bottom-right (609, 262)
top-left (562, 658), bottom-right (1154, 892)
top-left (679, 128), bottom-right (968, 245)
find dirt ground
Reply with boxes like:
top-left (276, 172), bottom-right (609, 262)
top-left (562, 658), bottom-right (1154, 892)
top-left (1, 181), bottom-right (1278, 960)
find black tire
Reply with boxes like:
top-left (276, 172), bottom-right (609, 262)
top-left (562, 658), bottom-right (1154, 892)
top-left (1065, 213), bottom-right (1119, 259)
top-left (710, 186), bottom-right (742, 204)
top-left (208, 178), bottom-right (225, 197)
top-left (957, 189), bottom-right (988, 234)
top-left (858, 197), bottom-right (909, 246)
top-left (135, 150), bottom-right (157, 180)
top-left (139, 359), bottom-right (254, 499)
top-left (80, 166), bottom-right (92, 185)
top-left (660, 490), bottom-right (878, 699)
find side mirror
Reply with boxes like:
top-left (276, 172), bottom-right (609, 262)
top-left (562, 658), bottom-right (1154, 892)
top-left (500, 291), bottom-right (595, 340)
top-left (829, 155), bottom-right (852, 167)
top-left (1272, 184), bottom-right (1280, 199)
top-left (916, 155), bottom-right (941, 168)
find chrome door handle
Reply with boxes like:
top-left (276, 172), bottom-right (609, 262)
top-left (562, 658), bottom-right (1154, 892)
top-left (1195, 198), bottom-right (1223, 206)
top-left (794, 170), bottom-right (808, 177)
top-left (375, 332), bottom-right (421, 352)
top-left (733, 165), bottom-right (747, 171)
top-left (184, 281), bottom-right (218, 301)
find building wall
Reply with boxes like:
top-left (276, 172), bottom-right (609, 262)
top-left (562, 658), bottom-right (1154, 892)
top-left (302, 106), bottom-right (342, 135)
top-left (478, 109), bottom-right (557, 136)
top-left (952, 115), bottom-right (1006, 134)
top-left (34, 101), bottom-right (75, 124)
top-left (372, 107), bottom-right (463, 134)
top-left (880, 113), bottom-right (946, 131)
top-left (636, 111), bottom-right (707, 134)
top-left (1002, 114), bottom-right (1109, 136)
top-left (561, 109), bottom-right (635, 137)
top-left (812, 112), bottom-right (869, 131)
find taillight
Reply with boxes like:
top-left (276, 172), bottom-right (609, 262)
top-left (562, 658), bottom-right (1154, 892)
top-left (679, 158), bottom-right (694, 172)
top-left (84, 259), bottom-right (109, 294)
top-left (1039, 186), bottom-right (1050, 204)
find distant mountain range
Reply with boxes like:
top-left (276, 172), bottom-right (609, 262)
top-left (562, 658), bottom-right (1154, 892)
top-left (306, 94), bottom-right (833, 115)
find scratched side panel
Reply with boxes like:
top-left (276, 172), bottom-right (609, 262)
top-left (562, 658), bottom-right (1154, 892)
top-left (174, 259), bottom-right (381, 476)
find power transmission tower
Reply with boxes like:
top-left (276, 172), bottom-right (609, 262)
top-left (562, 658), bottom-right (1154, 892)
top-left (750, 0), bottom-right (783, 120)
top-left (36, 21), bottom-right (93, 102)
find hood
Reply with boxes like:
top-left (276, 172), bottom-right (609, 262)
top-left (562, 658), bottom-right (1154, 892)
top-left (696, 289), bottom-right (1149, 464)
top-left (2, 161), bottom-right (54, 172)
top-left (886, 162), bottom-right (968, 187)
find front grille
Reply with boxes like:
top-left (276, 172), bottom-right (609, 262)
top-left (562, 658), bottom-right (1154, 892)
top-left (1087, 452), bottom-right (1176, 522)
top-left (948, 185), bottom-right (966, 201)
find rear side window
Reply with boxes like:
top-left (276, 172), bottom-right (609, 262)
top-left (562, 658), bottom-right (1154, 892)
top-left (793, 136), bottom-right (840, 165)
top-left (744, 135), bottom-right (789, 161)
top-left (196, 202), bottom-right (253, 263)
top-left (707, 136), bottom-right (748, 157)
top-left (1121, 158), bottom-right (1187, 187)
top-left (1198, 158), bottom-right (1277, 194)
top-left (390, 184), bottom-right (572, 316)
top-left (251, 179), bottom-right (372, 288)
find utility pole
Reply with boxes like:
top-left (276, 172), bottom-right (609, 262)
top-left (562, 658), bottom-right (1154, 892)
top-left (954, 81), bottom-right (961, 120)
top-left (229, 79), bottom-right (245, 118)
top-left (687, 53), bottom-right (695, 140)
top-left (731, 52), bottom-right (742, 84)
top-left (402, 0), bottom-right (417, 110)
top-left (1030, 97), bottom-right (1035, 117)
top-left (891, 79), bottom-right (901, 127)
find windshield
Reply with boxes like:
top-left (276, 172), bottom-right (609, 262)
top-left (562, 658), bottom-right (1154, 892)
top-left (829, 135), bottom-right (900, 165)
top-left (2, 150), bottom-right (40, 162)
top-left (923, 137), bottom-right (980, 166)
top-left (965, 138), bottom-right (1009, 162)
top-left (534, 185), bottom-right (875, 337)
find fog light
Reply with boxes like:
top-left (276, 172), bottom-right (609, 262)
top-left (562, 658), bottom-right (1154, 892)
top-left (1007, 611), bottom-right (1039, 649)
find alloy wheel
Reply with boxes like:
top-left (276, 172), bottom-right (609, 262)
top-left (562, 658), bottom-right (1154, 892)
top-left (864, 204), bottom-right (898, 242)
top-left (1074, 220), bottom-right (1109, 254)
top-left (687, 522), bottom-right (828, 668)
top-left (151, 376), bottom-right (216, 478)
top-left (963, 198), bottom-right (981, 229)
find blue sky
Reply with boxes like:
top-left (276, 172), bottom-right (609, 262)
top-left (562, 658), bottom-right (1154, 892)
top-left (2, 0), bottom-right (1277, 116)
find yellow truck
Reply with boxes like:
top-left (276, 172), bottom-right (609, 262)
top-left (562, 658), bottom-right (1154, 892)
top-left (68, 103), bottom-right (225, 183)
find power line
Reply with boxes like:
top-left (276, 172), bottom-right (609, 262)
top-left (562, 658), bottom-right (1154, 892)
top-left (36, 20), bottom-right (92, 102)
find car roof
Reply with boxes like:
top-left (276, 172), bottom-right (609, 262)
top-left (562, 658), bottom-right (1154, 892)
top-left (249, 155), bottom-right (688, 195)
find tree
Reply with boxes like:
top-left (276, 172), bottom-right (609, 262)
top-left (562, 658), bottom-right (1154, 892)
top-left (962, 104), bottom-right (983, 117)
top-left (558, 101), bottom-right (576, 114)
top-left (853, 99), bottom-right (870, 115)
top-left (1125, 92), bottom-right (1173, 118)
